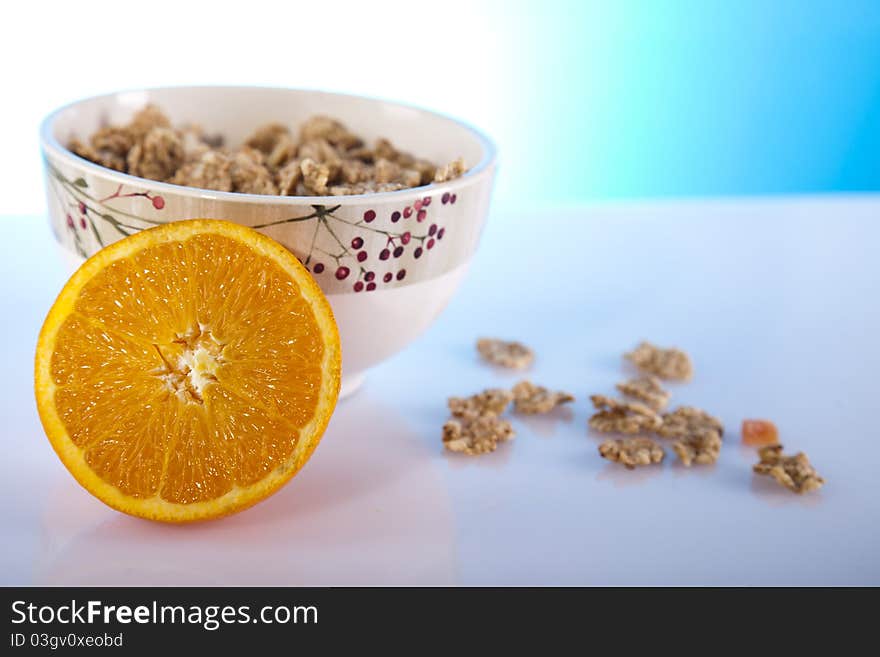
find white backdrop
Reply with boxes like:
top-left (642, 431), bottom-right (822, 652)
top-left (1, 0), bottom-right (525, 215)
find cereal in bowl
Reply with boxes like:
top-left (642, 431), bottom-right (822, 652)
top-left (70, 105), bottom-right (467, 196)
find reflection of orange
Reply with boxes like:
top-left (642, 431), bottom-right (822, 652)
top-left (35, 220), bottom-right (340, 523)
top-left (741, 419), bottom-right (779, 447)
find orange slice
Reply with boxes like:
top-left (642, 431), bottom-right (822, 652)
top-left (35, 219), bottom-right (341, 522)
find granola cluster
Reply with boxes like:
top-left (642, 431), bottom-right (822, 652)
top-left (70, 104), bottom-right (467, 196)
top-left (588, 395), bottom-right (662, 435)
top-left (511, 380), bottom-right (574, 415)
top-left (625, 341), bottom-right (693, 381)
top-left (598, 437), bottom-right (665, 470)
top-left (442, 377), bottom-right (574, 456)
top-left (476, 338), bottom-right (534, 369)
top-left (753, 445), bottom-right (825, 494)
top-left (615, 375), bottom-right (670, 411)
top-left (442, 415), bottom-right (515, 455)
top-left (448, 388), bottom-right (513, 420)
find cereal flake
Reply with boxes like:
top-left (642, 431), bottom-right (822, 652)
top-left (616, 375), bottom-right (670, 411)
top-left (753, 445), bottom-right (825, 494)
top-left (625, 341), bottom-right (693, 381)
top-left (476, 338), bottom-right (534, 369)
top-left (598, 437), bottom-right (665, 469)
top-left (442, 415), bottom-right (515, 455)
top-left (448, 388), bottom-right (513, 420)
top-left (672, 431), bottom-right (722, 466)
top-left (511, 380), bottom-right (574, 414)
top-left (588, 395), bottom-right (662, 434)
top-left (657, 406), bottom-right (724, 440)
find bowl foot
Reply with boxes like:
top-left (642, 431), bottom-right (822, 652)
top-left (339, 372), bottom-right (366, 400)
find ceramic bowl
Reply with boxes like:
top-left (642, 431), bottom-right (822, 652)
top-left (39, 86), bottom-right (497, 397)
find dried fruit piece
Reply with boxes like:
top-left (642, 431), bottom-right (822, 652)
top-left (615, 375), bottom-right (670, 411)
top-left (448, 388), bottom-right (513, 420)
top-left (742, 419), bottom-right (779, 446)
top-left (657, 406), bottom-right (724, 440)
top-left (476, 338), bottom-right (534, 369)
top-left (598, 437), bottom-right (665, 469)
top-left (672, 431), bottom-right (722, 466)
top-left (511, 380), bottom-right (574, 414)
top-left (588, 395), bottom-right (662, 434)
top-left (625, 341), bottom-right (693, 381)
top-left (442, 415), bottom-right (515, 455)
top-left (753, 445), bottom-right (824, 494)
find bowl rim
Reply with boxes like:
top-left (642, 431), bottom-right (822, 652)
top-left (39, 85), bottom-right (498, 205)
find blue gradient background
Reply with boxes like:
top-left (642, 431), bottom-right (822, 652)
top-left (500, 0), bottom-right (880, 202)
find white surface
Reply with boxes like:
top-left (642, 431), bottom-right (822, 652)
top-left (2, 197), bottom-right (879, 585)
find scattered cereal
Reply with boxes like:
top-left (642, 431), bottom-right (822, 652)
top-left (588, 395), bottom-right (662, 434)
top-left (657, 406), bottom-right (723, 466)
top-left (753, 445), bottom-right (824, 494)
top-left (442, 415), bottom-right (515, 455)
top-left (657, 406), bottom-right (724, 440)
top-left (476, 338), bottom-right (534, 369)
top-left (71, 105), bottom-right (467, 195)
top-left (598, 437), bottom-right (665, 469)
top-left (625, 341), bottom-right (693, 381)
top-left (511, 380), bottom-right (574, 414)
top-left (741, 419), bottom-right (779, 446)
top-left (671, 431), bottom-right (722, 466)
top-left (615, 375), bottom-right (670, 411)
top-left (448, 388), bottom-right (513, 420)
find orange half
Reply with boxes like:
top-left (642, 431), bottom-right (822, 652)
top-left (35, 219), bottom-right (341, 522)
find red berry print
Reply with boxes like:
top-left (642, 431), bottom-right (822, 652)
top-left (351, 236), bottom-right (364, 249)
top-left (379, 248), bottom-right (390, 261)
top-left (79, 217), bottom-right (87, 229)
top-left (357, 251), bottom-right (368, 262)
top-left (422, 196), bottom-right (431, 207)
top-left (391, 211), bottom-right (401, 223)
top-left (313, 262), bottom-right (325, 273)
top-left (441, 192), bottom-right (450, 204)
top-left (152, 195), bottom-right (165, 210)
top-left (383, 272), bottom-right (393, 283)
top-left (428, 224), bottom-right (437, 236)
top-left (366, 282), bottom-right (376, 291)
top-left (365, 271), bottom-right (375, 282)
top-left (66, 214), bottom-right (74, 229)
top-left (427, 238), bottom-right (435, 250)
top-left (437, 227), bottom-right (445, 240)
top-left (393, 246), bottom-right (404, 258)
top-left (336, 266), bottom-right (350, 280)
top-left (396, 269), bottom-right (406, 281)
top-left (354, 281), bottom-right (364, 292)
top-left (414, 199), bottom-right (423, 211)
top-left (400, 231), bottom-right (411, 245)
top-left (414, 247), bottom-right (423, 259)
top-left (450, 193), bottom-right (457, 204)
top-left (417, 210), bottom-right (427, 222)
top-left (78, 201), bottom-right (87, 215)
top-left (403, 206), bottom-right (412, 218)
top-left (364, 209), bottom-right (376, 223)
